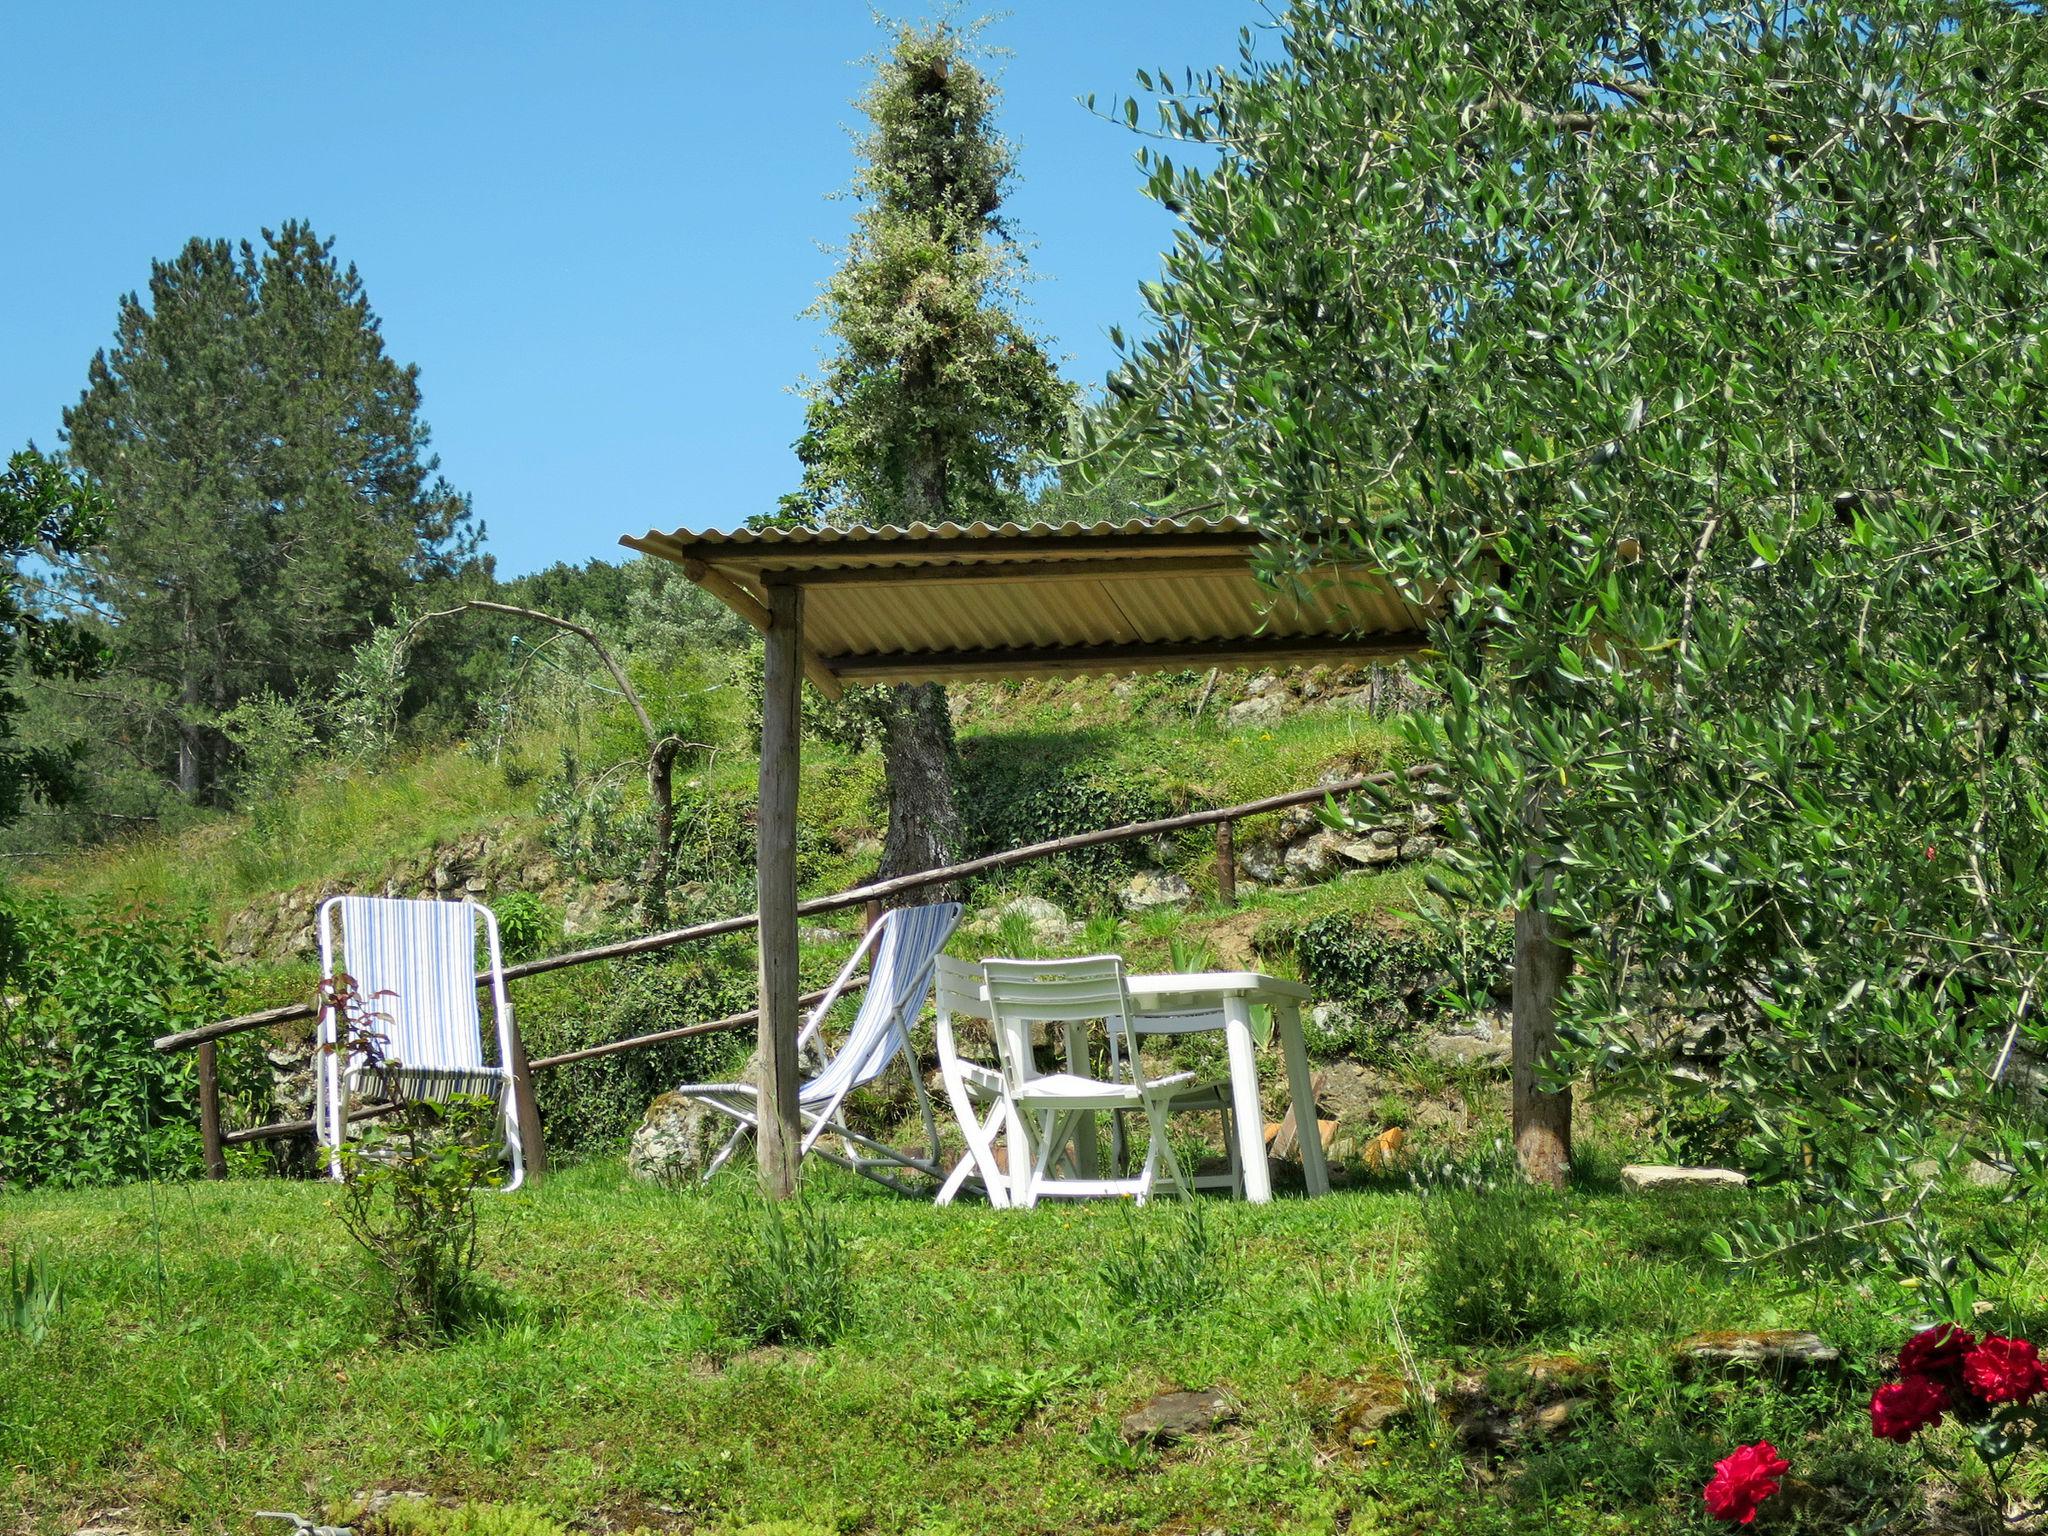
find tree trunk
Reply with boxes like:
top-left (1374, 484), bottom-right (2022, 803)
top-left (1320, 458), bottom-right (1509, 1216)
top-left (636, 737), bottom-right (682, 930)
top-left (1512, 786), bottom-right (1573, 1189)
top-left (879, 682), bottom-right (962, 899)
top-left (177, 597), bottom-right (203, 799)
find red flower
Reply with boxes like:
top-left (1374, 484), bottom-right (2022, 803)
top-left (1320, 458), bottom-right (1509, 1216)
top-left (1871, 1374), bottom-right (1950, 1442)
top-left (1704, 1440), bottom-right (1789, 1525)
top-left (1898, 1323), bottom-right (1975, 1391)
top-left (1962, 1336), bottom-right (2045, 1407)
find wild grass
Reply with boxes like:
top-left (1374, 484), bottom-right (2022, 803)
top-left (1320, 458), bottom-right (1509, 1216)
top-left (3, 1159), bottom-right (2033, 1534)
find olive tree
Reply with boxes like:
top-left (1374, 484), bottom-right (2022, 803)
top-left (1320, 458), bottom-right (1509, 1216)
top-left (1096, 0), bottom-right (2048, 1282)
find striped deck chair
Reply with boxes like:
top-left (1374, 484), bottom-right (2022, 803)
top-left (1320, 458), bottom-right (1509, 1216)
top-left (315, 895), bottom-right (526, 1191)
top-left (681, 901), bottom-right (961, 1193)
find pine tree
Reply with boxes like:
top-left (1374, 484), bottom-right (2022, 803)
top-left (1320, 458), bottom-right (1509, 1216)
top-left (791, 21), bottom-right (1072, 882)
top-left (62, 223), bottom-right (480, 799)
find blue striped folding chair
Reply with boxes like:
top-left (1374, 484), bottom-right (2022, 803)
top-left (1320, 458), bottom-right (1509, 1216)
top-left (679, 901), bottom-right (962, 1193)
top-left (314, 895), bottom-right (526, 1191)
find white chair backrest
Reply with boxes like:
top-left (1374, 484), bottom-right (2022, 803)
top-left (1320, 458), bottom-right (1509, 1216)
top-left (980, 954), bottom-right (1152, 1092)
top-left (329, 895), bottom-right (487, 1072)
top-left (803, 902), bottom-right (960, 1103)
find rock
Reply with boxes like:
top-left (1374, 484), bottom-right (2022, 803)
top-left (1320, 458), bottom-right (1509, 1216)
top-left (1620, 1164), bottom-right (1748, 1192)
top-left (1225, 692), bottom-right (1288, 728)
top-left (1398, 837), bottom-right (1437, 861)
top-left (629, 1089), bottom-right (741, 1184)
top-left (1120, 1388), bottom-right (1239, 1444)
top-left (1284, 830), bottom-right (1349, 880)
top-left (1675, 1330), bottom-right (1840, 1380)
top-left (973, 895), bottom-right (1079, 948)
top-left (1340, 838), bottom-right (1403, 867)
top-left (1422, 1032), bottom-right (1511, 1068)
top-left (799, 925), bottom-right (845, 946)
top-left (1331, 1374), bottom-right (1412, 1444)
top-left (1119, 870), bottom-right (1193, 913)
top-left (1966, 1159), bottom-right (2013, 1189)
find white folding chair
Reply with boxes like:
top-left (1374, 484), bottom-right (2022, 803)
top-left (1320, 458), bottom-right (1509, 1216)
top-left (677, 901), bottom-right (962, 1193)
top-left (980, 955), bottom-right (1198, 1207)
top-left (1120, 1004), bottom-right (1245, 1198)
top-left (315, 895), bottom-right (525, 1191)
top-left (932, 953), bottom-right (1015, 1208)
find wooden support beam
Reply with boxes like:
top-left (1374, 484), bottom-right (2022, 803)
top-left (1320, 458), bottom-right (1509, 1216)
top-left (1215, 820), bottom-right (1237, 909)
top-left (756, 580), bottom-right (805, 1200)
top-left (679, 559), bottom-right (844, 700)
top-left (824, 631), bottom-right (1426, 683)
top-left (197, 1040), bottom-right (227, 1179)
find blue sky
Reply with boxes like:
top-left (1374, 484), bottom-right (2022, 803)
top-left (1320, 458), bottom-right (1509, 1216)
top-left (2, 2), bottom-right (1258, 579)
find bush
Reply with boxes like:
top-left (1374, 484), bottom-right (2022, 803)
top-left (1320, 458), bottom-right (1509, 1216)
top-left (1269, 911), bottom-right (1513, 1061)
top-left (717, 1197), bottom-right (854, 1347)
top-left (491, 891), bottom-right (556, 963)
top-left (514, 947), bottom-right (754, 1157)
top-left (0, 895), bottom-right (258, 1188)
top-left (1417, 1189), bottom-right (1574, 1344)
top-left (958, 737), bottom-right (1179, 905)
top-left (1097, 1198), bottom-right (1227, 1324)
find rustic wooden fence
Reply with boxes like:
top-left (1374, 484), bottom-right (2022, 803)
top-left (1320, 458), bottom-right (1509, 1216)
top-left (155, 765), bottom-right (1430, 1179)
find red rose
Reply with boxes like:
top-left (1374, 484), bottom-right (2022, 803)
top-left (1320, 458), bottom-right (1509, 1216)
top-left (1704, 1440), bottom-right (1790, 1525)
top-left (1962, 1336), bottom-right (2045, 1406)
top-left (1898, 1323), bottom-right (1975, 1390)
top-left (1870, 1374), bottom-right (1949, 1442)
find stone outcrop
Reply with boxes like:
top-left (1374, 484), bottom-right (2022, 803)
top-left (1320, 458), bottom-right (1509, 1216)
top-left (629, 1087), bottom-right (747, 1184)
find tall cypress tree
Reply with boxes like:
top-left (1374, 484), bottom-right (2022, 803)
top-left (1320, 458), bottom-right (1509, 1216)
top-left (790, 21), bottom-right (1071, 883)
top-left (62, 223), bottom-right (479, 798)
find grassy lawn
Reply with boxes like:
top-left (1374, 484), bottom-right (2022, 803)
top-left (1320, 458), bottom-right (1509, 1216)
top-left (6, 1156), bottom-right (2023, 1535)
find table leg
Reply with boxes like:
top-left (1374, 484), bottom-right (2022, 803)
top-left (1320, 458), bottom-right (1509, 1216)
top-left (1276, 1002), bottom-right (1330, 1196)
top-left (1063, 1019), bottom-right (1099, 1179)
top-left (1222, 995), bottom-right (1273, 1203)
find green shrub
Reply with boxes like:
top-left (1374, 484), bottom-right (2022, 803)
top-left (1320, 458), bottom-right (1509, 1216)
top-left (514, 947), bottom-right (754, 1157)
top-left (3, 1249), bottom-right (63, 1345)
top-left (1267, 911), bottom-right (1513, 1061)
top-left (1097, 1198), bottom-right (1226, 1324)
top-left (0, 895), bottom-right (258, 1188)
top-left (717, 1197), bottom-right (855, 1347)
top-left (491, 891), bottom-right (556, 963)
top-left (1417, 1189), bottom-right (1574, 1344)
top-left (958, 737), bottom-right (1178, 905)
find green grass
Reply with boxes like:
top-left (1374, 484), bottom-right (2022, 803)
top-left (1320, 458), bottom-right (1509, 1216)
top-left (5, 1158), bottom-right (2031, 1535)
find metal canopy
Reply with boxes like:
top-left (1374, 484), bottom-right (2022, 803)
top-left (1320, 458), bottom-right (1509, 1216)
top-left (621, 516), bottom-right (1432, 699)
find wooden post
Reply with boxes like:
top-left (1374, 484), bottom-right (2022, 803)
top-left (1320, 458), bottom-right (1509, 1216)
top-left (865, 898), bottom-right (883, 933)
top-left (1512, 786), bottom-right (1572, 1189)
top-left (504, 1013), bottom-right (548, 1182)
top-left (1215, 819), bottom-right (1237, 909)
top-left (756, 580), bottom-right (805, 1200)
top-left (197, 1040), bottom-right (227, 1180)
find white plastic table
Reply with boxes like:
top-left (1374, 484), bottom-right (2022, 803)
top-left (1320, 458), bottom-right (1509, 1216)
top-left (1124, 971), bottom-right (1328, 1204)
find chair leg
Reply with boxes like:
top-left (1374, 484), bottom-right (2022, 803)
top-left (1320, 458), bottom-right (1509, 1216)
top-left (1024, 1109), bottom-right (1063, 1209)
top-left (1224, 1108), bottom-right (1245, 1199)
top-left (702, 1122), bottom-right (752, 1182)
top-left (1139, 1097), bottom-right (1187, 1205)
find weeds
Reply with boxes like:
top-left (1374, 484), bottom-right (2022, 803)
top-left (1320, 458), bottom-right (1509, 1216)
top-left (2, 1249), bottom-right (63, 1344)
top-left (1417, 1187), bottom-right (1574, 1344)
top-left (1097, 1196), bottom-right (1226, 1324)
top-left (717, 1196), bottom-right (855, 1347)
top-left (1082, 1415), bottom-right (1156, 1473)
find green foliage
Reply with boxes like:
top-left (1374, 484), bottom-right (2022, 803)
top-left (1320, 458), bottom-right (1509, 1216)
top-left (716, 1197), bottom-right (855, 1348)
top-left (0, 448), bottom-right (108, 826)
top-left (536, 746), bottom-right (638, 884)
top-left (1096, 1198), bottom-right (1226, 1324)
top-left (0, 894), bottom-right (243, 1187)
top-left (2, 1249), bottom-right (63, 1345)
top-left (61, 221), bottom-right (479, 801)
top-left (1102, 0), bottom-right (2048, 1284)
top-left (1080, 1415), bottom-right (1157, 1474)
top-left (516, 949), bottom-right (753, 1157)
top-left (217, 689), bottom-right (322, 835)
top-left (1272, 912), bottom-right (1511, 1060)
top-left (783, 19), bottom-right (1071, 527)
top-left (490, 892), bottom-right (556, 965)
top-left (958, 737), bottom-right (1175, 904)
top-left (1418, 1190), bottom-right (1574, 1344)
top-left (371, 1498), bottom-right (576, 1536)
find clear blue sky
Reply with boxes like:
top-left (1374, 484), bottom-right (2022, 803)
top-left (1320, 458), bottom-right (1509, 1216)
top-left (2, 2), bottom-right (1257, 579)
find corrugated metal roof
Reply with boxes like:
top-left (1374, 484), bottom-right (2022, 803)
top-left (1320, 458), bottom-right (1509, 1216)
top-left (620, 516), bottom-right (1428, 695)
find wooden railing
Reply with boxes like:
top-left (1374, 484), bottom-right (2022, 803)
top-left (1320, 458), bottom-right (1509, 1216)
top-left (158, 765), bottom-right (1430, 1177)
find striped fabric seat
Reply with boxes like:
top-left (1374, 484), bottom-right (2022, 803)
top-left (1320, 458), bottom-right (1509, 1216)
top-left (679, 901), bottom-right (962, 1192)
top-left (316, 895), bottom-right (525, 1190)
